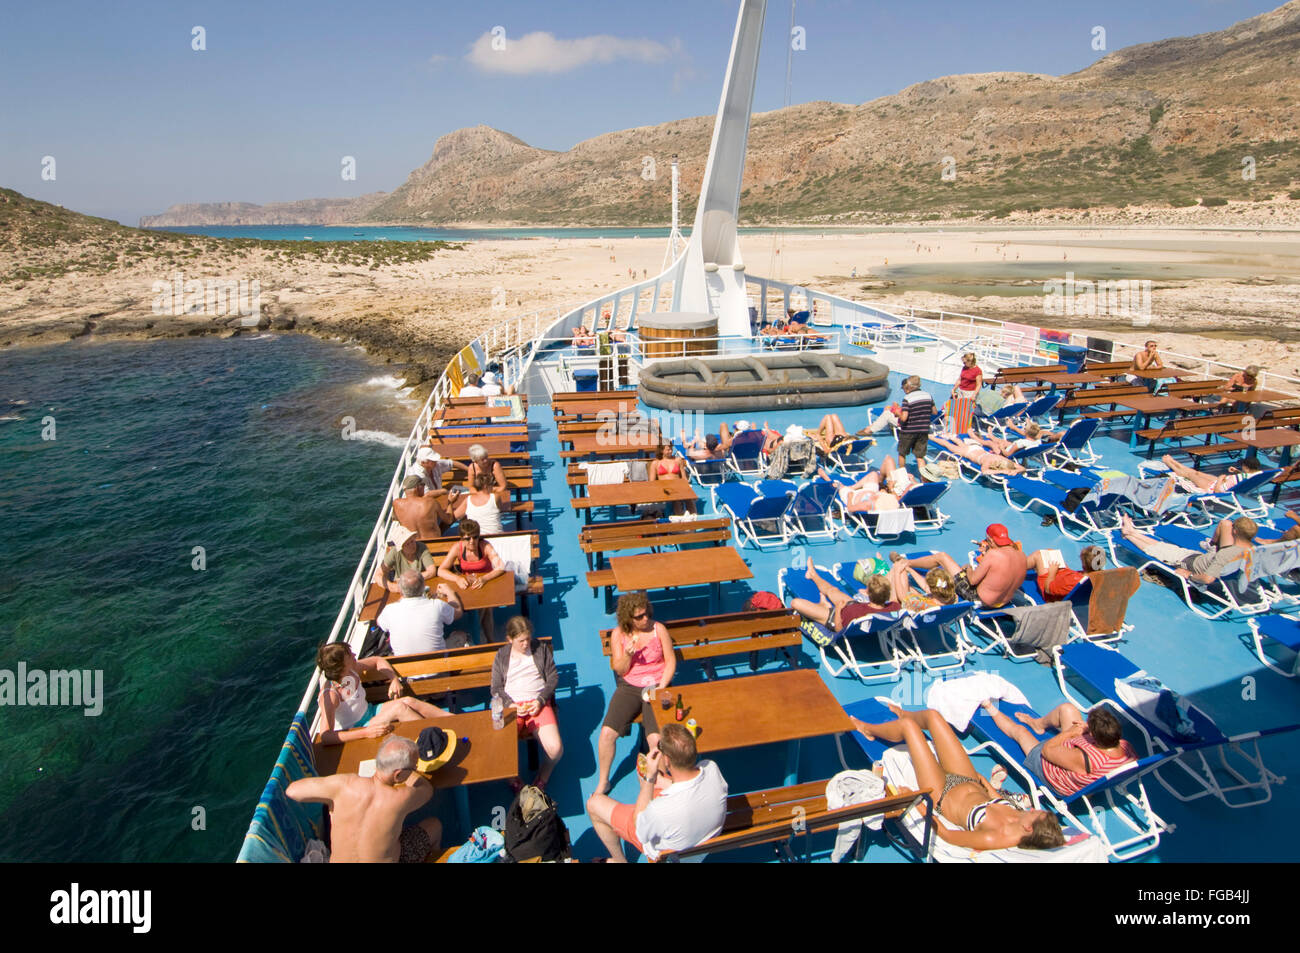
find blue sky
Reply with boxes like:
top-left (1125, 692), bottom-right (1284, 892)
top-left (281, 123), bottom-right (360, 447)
top-left (0, 0), bottom-right (1281, 224)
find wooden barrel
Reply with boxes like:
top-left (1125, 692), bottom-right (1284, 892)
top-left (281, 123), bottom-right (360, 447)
top-left (638, 312), bottom-right (718, 359)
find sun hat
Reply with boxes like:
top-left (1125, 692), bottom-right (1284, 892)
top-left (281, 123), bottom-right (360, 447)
top-left (734, 420), bottom-right (752, 432)
top-left (388, 523), bottom-right (418, 547)
top-left (416, 447), bottom-right (440, 464)
top-left (416, 725), bottom-right (458, 774)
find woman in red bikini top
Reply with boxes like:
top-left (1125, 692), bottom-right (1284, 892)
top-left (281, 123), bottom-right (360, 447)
top-left (652, 442), bottom-right (682, 478)
top-left (437, 518), bottom-right (505, 591)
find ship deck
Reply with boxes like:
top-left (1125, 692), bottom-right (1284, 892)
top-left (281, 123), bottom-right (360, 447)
top-left (426, 341), bottom-right (1300, 862)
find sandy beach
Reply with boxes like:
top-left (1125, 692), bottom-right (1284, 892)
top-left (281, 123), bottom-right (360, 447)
top-left (3, 225), bottom-right (1298, 390)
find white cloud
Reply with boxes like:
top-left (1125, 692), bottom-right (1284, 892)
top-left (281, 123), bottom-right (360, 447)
top-left (466, 30), bottom-right (674, 75)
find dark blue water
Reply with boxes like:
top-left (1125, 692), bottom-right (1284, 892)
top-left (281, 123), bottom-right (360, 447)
top-left (0, 335), bottom-right (414, 861)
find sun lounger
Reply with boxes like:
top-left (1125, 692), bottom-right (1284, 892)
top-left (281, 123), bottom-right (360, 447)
top-left (778, 565), bottom-right (908, 682)
top-left (1045, 417), bottom-right (1101, 467)
top-left (726, 429), bottom-right (769, 479)
top-left (1001, 474), bottom-right (1125, 540)
top-left (674, 439), bottom-right (729, 486)
top-left (839, 698), bottom-right (1106, 863)
top-left (965, 696), bottom-right (1175, 861)
top-left (784, 478), bottom-right (842, 541)
top-left (824, 436), bottom-right (875, 473)
top-left (1246, 614), bottom-right (1300, 677)
top-left (713, 480), bottom-right (797, 549)
top-left (1136, 460), bottom-right (1280, 528)
top-left (1054, 640), bottom-right (1299, 808)
top-left (840, 480), bottom-right (951, 540)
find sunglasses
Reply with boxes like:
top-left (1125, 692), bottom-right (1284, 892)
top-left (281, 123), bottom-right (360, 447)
top-left (632, 610), bottom-right (651, 620)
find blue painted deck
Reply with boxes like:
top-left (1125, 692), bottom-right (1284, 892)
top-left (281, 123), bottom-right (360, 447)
top-left (437, 358), bottom-right (1299, 862)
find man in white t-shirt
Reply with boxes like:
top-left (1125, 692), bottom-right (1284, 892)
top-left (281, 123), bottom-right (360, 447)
top-left (586, 723), bottom-right (728, 862)
top-left (376, 571), bottom-right (466, 655)
top-left (459, 373), bottom-right (485, 398)
top-left (408, 447), bottom-right (461, 496)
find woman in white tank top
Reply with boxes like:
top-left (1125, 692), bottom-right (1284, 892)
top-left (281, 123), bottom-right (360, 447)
top-left (451, 472), bottom-right (509, 535)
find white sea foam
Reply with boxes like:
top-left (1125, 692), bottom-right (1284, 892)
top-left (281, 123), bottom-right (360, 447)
top-left (348, 429), bottom-right (405, 448)
top-left (363, 374), bottom-right (407, 390)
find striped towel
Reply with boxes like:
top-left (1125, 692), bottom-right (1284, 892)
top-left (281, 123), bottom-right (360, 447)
top-left (945, 397), bottom-right (976, 436)
top-left (237, 712), bottom-right (323, 863)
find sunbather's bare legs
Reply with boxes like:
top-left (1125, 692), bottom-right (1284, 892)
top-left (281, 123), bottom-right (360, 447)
top-left (816, 414), bottom-right (850, 453)
top-left (980, 700), bottom-right (1046, 756)
top-left (1118, 514), bottom-right (1159, 548)
top-left (979, 435), bottom-right (1018, 456)
top-left (1012, 701), bottom-right (1085, 736)
top-left (790, 563), bottom-right (851, 627)
top-left (760, 421), bottom-right (782, 455)
top-left (900, 551), bottom-right (963, 577)
top-left (1160, 455), bottom-right (1217, 492)
top-left (718, 422), bottom-right (735, 454)
top-left (851, 707), bottom-right (985, 795)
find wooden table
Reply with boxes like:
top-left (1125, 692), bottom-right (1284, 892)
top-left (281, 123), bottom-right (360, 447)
top-left (314, 709), bottom-right (520, 837)
top-left (1227, 429), bottom-right (1300, 467)
top-left (571, 480), bottom-right (699, 519)
top-left (426, 439), bottom-right (523, 458)
top-left (609, 547), bottom-right (752, 613)
top-left (562, 433), bottom-right (662, 457)
top-left (1115, 395), bottom-right (1202, 446)
top-left (1217, 389), bottom-right (1295, 405)
top-left (359, 572), bottom-right (516, 624)
top-left (650, 670), bottom-right (853, 785)
top-left (1128, 367), bottom-right (1195, 381)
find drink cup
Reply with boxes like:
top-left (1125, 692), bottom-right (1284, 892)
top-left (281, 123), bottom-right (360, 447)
top-left (659, 691), bottom-right (673, 710)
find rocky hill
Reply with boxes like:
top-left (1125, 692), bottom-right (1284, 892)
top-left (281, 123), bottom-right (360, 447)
top-left (140, 1), bottom-right (1300, 226)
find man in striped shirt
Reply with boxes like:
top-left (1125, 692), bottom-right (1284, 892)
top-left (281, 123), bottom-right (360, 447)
top-left (981, 700), bottom-right (1137, 797)
top-left (895, 375), bottom-right (935, 465)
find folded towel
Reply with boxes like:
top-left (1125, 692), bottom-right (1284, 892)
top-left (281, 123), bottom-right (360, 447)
top-left (581, 461), bottom-right (629, 486)
top-left (927, 672), bottom-right (1030, 732)
top-left (1001, 601), bottom-right (1074, 664)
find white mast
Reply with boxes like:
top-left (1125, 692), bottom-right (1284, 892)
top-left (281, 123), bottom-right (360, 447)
top-left (662, 154), bottom-right (685, 273)
top-left (677, 0), bottom-right (767, 338)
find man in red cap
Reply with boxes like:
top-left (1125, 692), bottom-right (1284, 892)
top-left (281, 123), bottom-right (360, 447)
top-left (890, 523), bottom-right (1027, 608)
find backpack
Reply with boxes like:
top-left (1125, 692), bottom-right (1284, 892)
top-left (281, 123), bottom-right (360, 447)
top-left (504, 786), bottom-right (571, 862)
top-left (745, 591), bottom-right (784, 612)
top-left (358, 622), bottom-right (391, 659)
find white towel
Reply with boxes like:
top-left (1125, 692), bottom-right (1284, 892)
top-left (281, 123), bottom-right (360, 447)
top-left (925, 672), bottom-right (1030, 732)
top-left (581, 461), bottom-right (629, 486)
top-left (873, 508), bottom-right (915, 537)
top-left (825, 770), bottom-right (886, 862)
top-left (489, 533), bottom-right (532, 591)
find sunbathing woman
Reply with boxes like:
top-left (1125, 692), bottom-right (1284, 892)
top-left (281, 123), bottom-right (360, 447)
top-left (813, 414), bottom-right (856, 454)
top-left (850, 704), bottom-right (1066, 851)
top-left (818, 458), bottom-right (916, 513)
top-left (930, 433), bottom-right (1030, 475)
top-left (758, 421), bottom-right (784, 455)
top-left (572, 325), bottom-right (597, 347)
top-left (790, 564), bottom-right (901, 631)
top-left (1159, 454), bottom-right (1260, 494)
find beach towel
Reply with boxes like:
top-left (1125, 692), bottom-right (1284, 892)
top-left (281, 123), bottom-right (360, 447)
top-left (1113, 673), bottom-right (1199, 742)
top-left (1241, 540), bottom-right (1300, 589)
top-left (926, 672), bottom-right (1030, 732)
top-left (945, 396), bottom-right (976, 436)
top-left (1000, 601), bottom-right (1074, 664)
top-left (237, 712), bottom-right (323, 863)
top-left (490, 533), bottom-right (532, 591)
top-left (1084, 567), bottom-right (1139, 636)
top-left (766, 438), bottom-right (816, 480)
top-left (582, 461), bottom-right (629, 486)
top-left (826, 770), bottom-right (887, 862)
top-left (874, 508), bottom-right (915, 537)
top-left (448, 826), bottom-right (506, 863)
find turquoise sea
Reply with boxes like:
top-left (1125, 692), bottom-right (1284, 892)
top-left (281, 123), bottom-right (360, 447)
top-left (0, 335), bottom-right (411, 861)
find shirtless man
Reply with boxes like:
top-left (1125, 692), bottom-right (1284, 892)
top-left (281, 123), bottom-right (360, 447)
top-left (286, 735), bottom-right (440, 863)
top-left (392, 475), bottom-right (451, 539)
top-left (891, 523), bottom-right (1027, 608)
top-left (1128, 340), bottom-right (1164, 388)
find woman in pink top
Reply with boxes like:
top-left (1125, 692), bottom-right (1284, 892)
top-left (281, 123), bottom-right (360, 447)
top-left (594, 592), bottom-right (676, 795)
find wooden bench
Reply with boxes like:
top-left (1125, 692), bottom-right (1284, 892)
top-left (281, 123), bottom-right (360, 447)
top-left (598, 608), bottom-right (802, 677)
top-left (1134, 412), bottom-right (1251, 458)
top-left (441, 465), bottom-right (534, 493)
top-left (362, 637), bottom-right (553, 701)
top-left (581, 517), bottom-right (733, 568)
top-left (990, 363), bottom-right (1065, 385)
top-left (658, 784), bottom-right (928, 862)
top-left (1166, 380), bottom-right (1227, 400)
top-left (1084, 360), bottom-right (1133, 377)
